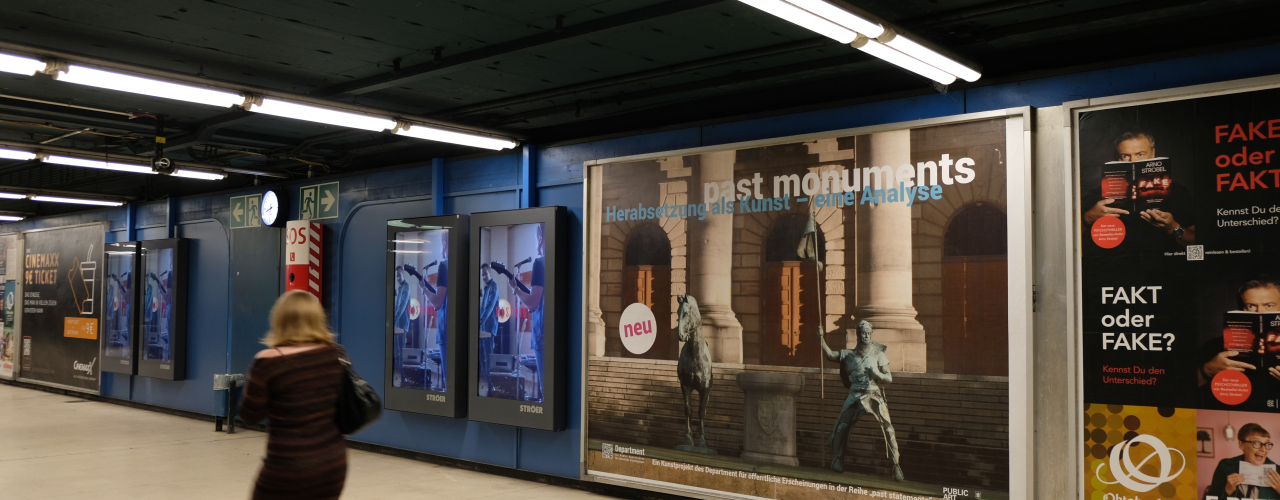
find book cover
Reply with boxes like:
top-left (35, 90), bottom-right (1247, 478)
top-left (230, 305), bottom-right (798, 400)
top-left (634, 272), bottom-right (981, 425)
top-left (1224, 311), bottom-right (1263, 368)
top-left (1133, 158), bottom-right (1171, 212)
top-left (1101, 162), bottom-right (1134, 212)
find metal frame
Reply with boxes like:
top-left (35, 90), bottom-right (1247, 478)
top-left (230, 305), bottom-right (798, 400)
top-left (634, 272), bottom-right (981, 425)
top-left (578, 106), bottom-right (1036, 500)
top-left (99, 241), bottom-right (141, 375)
top-left (1062, 72), bottom-right (1280, 500)
top-left (467, 206), bottom-right (568, 431)
top-left (135, 238), bottom-right (189, 380)
top-left (383, 214), bottom-right (469, 418)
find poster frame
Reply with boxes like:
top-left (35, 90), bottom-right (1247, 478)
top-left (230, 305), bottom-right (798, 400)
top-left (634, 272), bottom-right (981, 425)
top-left (135, 238), bottom-right (189, 381)
top-left (1064, 73), bottom-right (1280, 500)
top-left (18, 221), bottom-right (107, 394)
top-left (467, 206), bottom-right (568, 431)
top-left (99, 241), bottom-right (140, 375)
top-left (383, 214), bottom-right (470, 418)
top-left (578, 106), bottom-right (1036, 500)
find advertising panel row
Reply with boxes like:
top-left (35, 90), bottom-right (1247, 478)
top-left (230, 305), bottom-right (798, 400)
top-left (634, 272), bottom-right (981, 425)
top-left (1076, 83), bottom-right (1280, 500)
top-left (584, 111), bottom-right (1032, 500)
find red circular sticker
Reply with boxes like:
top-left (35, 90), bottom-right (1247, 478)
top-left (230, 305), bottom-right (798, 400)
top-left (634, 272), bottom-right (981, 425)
top-left (1212, 370), bottom-right (1251, 405)
top-left (1091, 216), bottom-right (1126, 249)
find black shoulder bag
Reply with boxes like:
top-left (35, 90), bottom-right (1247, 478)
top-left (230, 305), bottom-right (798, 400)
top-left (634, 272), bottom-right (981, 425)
top-left (335, 349), bottom-right (382, 435)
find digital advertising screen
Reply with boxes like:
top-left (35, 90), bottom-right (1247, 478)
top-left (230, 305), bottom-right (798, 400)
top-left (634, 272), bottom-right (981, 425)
top-left (100, 241), bottom-right (139, 375)
top-left (468, 207), bottom-right (567, 431)
top-left (384, 214), bottom-right (468, 418)
top-left (136, 239), bottom-right (187, 380)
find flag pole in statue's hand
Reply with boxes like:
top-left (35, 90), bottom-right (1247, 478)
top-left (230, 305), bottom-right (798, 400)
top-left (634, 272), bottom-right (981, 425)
top-left (796, 212), bottom-right (824, 399)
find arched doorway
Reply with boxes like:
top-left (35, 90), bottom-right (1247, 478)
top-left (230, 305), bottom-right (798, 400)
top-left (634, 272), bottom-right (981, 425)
top-left (623, 225), bottom-right (674, 360)
top-left (762, 215), bottom-right (825, 367)
top-left (942, 203), bottom-right (1008, 376)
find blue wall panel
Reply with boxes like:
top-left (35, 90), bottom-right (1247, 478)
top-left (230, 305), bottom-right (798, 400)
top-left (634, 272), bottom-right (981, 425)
top-left (128, 220), bottom-right (229, 414)
top-left (445, 190), bottom-right (519, 215)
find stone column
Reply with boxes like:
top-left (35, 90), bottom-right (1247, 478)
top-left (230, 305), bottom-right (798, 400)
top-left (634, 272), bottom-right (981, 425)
top-left (688, 151), bottom-right (743, 363)
top-left (736, 372), bottom-right (804, 466)
top-left (855, 131), bottom-right (927, 372)
top-left (587, 165), bottom-right (606, 357)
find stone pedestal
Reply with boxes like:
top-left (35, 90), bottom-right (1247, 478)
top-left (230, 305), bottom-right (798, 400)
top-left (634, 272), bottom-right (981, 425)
top-left (855, 131), bottom-right (927, 372)
top-left (689, 151), bottom-right (744, 363)
top-left (736, 372), bottom-right (804, 467)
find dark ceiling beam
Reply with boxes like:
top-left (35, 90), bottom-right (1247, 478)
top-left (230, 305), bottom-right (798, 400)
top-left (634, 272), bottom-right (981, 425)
top-left (309, 0), bottom-right (730, 98)
top-left (161, 110), bottom-right (257, 152)
top-left (432, 37), bottom-right (838, 120)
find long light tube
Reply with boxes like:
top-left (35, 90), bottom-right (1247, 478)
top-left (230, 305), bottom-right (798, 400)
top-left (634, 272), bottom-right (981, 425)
top-left (56, 65), bottom-right (245, 108)
top-left (879, 30), bottom-right (981, 82)
top-left (787, 0), bottom-right (884, 37)
top-left (0, 148), bottom-right (37, 161)
top-left (172, 169), bottom-right (227, 180)
top-left (44, 155), bottom-right (154, 174)
top-left (253, 98), bottom-right (397, 132)
top-left (739, 0), bottom-right (857, 44)
top-left (0, 193), bottom-right (26, 200)
top-left (851, 36), bottom-right (955, 85)
top-left (397, 124), bottom-right (518, 151)
top-left (0, 53), bottom-right (46, 76)
top-left (0, 215), bottom-right (24, 221)
top-left (31, 196), bottom-right (124, 207)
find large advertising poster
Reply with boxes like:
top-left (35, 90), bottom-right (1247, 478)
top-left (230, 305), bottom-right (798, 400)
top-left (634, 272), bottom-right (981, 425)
top-left (476, 222), bottom-right (545, 402)
top-left (20, 224), bottom-right (104, 391)
top-left (1076, 85), bottom-right (1280, 500)
top-left (586, 116), bottom-right (1027, 499)
top-left (2, 281), bottom-right (13, 379)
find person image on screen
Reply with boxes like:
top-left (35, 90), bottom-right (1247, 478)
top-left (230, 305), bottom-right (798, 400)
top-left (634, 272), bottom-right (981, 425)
top-left (1204, 423), bottom-right (1280, 499)
top-left (239, 291), bottom-right (350, 500)
top-left (392, 265), bottom-right (409, 386)
top-left (507, 225), bottom-right (545, 402)
top-left (1200, 276), bottom-right (1280, 388)
top-left (1082, 132), bottom-right (1196, 247)
top-left (478, 263), bottom-right (499, 395)
top-left (405, 242), bottom-right (448, 391)
top-left (145, 270), bottom-right (172, 361)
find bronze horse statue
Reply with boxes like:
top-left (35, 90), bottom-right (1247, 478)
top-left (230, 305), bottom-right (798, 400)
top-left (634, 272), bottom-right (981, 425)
top-left (675, 295), bottom-right (713, 451)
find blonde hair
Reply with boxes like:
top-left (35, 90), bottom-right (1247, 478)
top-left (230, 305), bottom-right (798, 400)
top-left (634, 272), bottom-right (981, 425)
top-left (261, 291), bottom-right (336, 347)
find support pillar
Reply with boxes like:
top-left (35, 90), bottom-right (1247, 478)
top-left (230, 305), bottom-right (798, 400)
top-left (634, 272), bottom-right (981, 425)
top-left (587, 166), bottom-right (606, 356)
top-left (855, 130), bottom-right (926, 372)
top-left (688, 151), bottom-right (742, 363)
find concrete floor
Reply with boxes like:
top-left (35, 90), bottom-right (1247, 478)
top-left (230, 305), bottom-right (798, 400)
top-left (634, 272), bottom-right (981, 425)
top-left (0, 384), bottom-right (610, 500)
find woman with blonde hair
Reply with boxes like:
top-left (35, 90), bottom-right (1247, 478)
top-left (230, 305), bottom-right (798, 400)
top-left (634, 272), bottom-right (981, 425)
top-left (239, 291), bottom-right (348, 500)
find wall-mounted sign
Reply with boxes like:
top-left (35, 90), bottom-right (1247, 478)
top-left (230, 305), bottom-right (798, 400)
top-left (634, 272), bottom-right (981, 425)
top-left (285, 221), bottom-right (322, 301)
top-left (230, 194), bottom-right (263, 229)
top-left (299, 181), bottom-right (339, 220)
top-left (20, 223), bottom-right (106, 392)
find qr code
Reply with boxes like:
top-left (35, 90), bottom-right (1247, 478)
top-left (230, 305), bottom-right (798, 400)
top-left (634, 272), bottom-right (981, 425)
top-left (601, 443), bottom-right (613, 459)
top-left (1187, 245), bottom-right (1204, 261)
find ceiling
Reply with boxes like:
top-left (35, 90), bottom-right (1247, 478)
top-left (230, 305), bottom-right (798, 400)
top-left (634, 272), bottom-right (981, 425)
top-left (0, 0), bottom-right (1276, 215)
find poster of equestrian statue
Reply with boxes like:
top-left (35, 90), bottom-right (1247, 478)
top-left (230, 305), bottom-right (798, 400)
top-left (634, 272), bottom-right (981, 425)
top-left (583, 110), bottom-right (1032, 500)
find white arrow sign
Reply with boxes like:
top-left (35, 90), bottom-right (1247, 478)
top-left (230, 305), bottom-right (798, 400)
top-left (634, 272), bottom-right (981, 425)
top-left (321, 190), bottom-right (336, 212)
top-left (233, 202), bottom-right (243, 222)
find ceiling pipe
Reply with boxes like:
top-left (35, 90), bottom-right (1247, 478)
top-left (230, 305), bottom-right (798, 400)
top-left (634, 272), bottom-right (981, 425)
top-left (0, 138), bottom-right (288, 179)
top-left (0, 39), bottom-right (526, 144)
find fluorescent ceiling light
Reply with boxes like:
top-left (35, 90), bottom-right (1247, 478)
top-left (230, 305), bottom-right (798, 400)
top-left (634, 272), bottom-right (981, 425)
top-left (0, 148), bottom-right (37, 161)
top-left (56, 65), bottom-right (244, 107)
top-left (393, 239), bottom-right (425, 244)
top-left (253, 98), bottom-right (396, 132)
top-left (0, 53), bottom-right (46, 76)
top-left (787, 0), bottom-right (884, 38)
top-left (0, 215), bottom-right (23, 222)
top-left (31, 195), bottom-right (124, 207)
top-left (396, 124), bottom-right (518, 150)
top-left (392, 250), bottom-right (426, 254)
top-left (851, 36), bottom-right (955, 85)
top-left (879, 30), bottom-right (980, 82)
top-left (172, 169), bottom-right (227, 180)
top-left (739, 0), bottom-right (857, 44)
top-left (0, 192), bottom-right (26, 200)
top-left (45, 155), bottom-right (154, 174)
